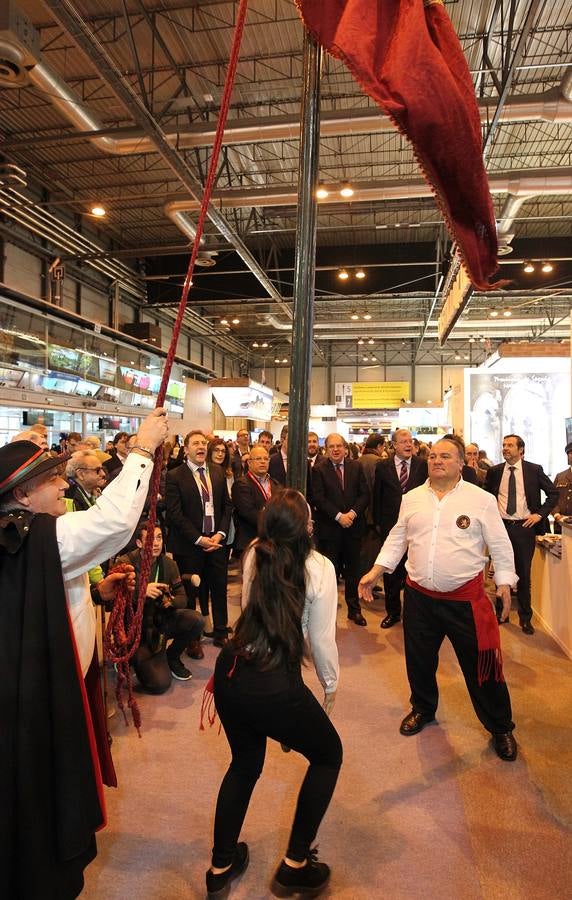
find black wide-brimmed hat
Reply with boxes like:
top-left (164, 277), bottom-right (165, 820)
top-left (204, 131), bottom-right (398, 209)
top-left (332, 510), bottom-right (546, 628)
top-left (0, 441), bottom-right (70, 497)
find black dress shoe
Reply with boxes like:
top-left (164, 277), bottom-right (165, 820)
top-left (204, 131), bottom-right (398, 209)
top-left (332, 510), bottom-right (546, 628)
top-left (492, 731), bottom-right (518, 761)
top-left (348, 611), bottom-right (367, 626)
top-left (520, 620), bottom-right (534, 635)
top-left (206, 842), bottom-right (249, 898)
top-left (380, 613), bottom-right (401, 629)
top-left (399, 710), bottom-right (436, 736)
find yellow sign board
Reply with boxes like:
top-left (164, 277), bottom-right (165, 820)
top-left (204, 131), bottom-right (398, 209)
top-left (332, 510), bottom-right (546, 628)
top-left (351, 382), bottom-right (410, 408)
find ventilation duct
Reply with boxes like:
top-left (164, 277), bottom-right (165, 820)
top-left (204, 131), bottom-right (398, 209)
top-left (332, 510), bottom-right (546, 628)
top-left (1, 3), bottom-right (571, 152)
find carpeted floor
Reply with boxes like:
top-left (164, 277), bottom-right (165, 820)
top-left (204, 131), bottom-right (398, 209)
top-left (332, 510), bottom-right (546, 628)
top-left (82, 570), bottom-right (572, 899)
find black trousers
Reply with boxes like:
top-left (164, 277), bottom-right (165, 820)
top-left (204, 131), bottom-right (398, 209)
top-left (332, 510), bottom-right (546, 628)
top-left (360, 524), bottom-right (382, 575)
top-left (403, 584), bottom-right (514, 734)
top-left (174, 545), bottom-right (229, 637)
top-left (503, 520), bottom-right (536, 622)
top-left (133, 609), bottom-right (203, 694)
top-left (211, 649), bottom-right (342, 869)
top-left (318, 529), bottom-right (362, 614)
top-left (383, 553), bottom-right (407, 617)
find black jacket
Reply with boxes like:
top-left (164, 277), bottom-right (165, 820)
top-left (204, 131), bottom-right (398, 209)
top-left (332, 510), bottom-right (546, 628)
top-left (312, 457), bottom-right (370, 540)
top-left (372, 455), bottom-right (428, 541)
top-left (231, 473), bottom-right (281, 553)
top-left (166, 462), bottom-right (233, 554)
top-left (485, 459), bottom-right (558, 534)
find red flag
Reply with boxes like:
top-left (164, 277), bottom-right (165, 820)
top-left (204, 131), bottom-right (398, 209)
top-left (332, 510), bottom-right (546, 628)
top-left (296, 0), bottom-right (501, 290)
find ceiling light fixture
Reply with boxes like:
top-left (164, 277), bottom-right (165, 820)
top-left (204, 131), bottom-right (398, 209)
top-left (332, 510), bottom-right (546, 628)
top-left (350, 310), bottom-right (359, 320)
top-left (368, 339), bottom-right (375, 345)
top-left (231, 317), bottom-right (240, 324)
top-left (363, 312), bottom-right (372, 321)
top-left (252, 341), bottom-right (259, 348)
top-left (363, 356), bottom-right (369, 362)
top-left (90, 205), bottom-right (106, 217)
top-left (455, 353), bottom-right (461, 360)
top-left (468, 336), bottom-right (475, 343)
top-left (220, 317), bottom-right (228, 325)
top-left (489, 309), bottom-right (499, 318)
top-left (282, 357), bottom-right (288, 363)
top-left (338, 268), bottom-right (350, 281)
top-left (340, 182), bottom-right (354, 198)
top-left (541, 260), bottom-right (553, 273)
top-left (463, 354), bottom-right (470, 360)
top-left (357, 338), bottom-right (364, 345)
top-left (355, 268), bottom-right (366, 279)
top-left (316, 182), bottom-right (329, 199)
top-left (261, 342), bottom-right (268, 348)
top-left (523, 260), bottom-right (535, 273)
top-left (503, 308), bottom-right (512, 317)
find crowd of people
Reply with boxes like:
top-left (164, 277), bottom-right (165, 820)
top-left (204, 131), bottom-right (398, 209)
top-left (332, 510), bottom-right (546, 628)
top-left (3, 413), bottom-right (570, 899)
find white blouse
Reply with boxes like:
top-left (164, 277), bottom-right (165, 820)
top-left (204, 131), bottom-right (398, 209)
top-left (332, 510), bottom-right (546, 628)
top-left (241, 546), bottom-right (339, 694)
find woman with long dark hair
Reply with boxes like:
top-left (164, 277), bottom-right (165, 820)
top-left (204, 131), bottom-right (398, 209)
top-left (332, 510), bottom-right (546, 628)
top-left (206, 489), bottom-right (341, 899)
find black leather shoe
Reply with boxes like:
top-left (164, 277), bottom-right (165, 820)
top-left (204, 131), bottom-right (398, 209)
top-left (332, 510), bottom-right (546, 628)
top-left (348, 611), bottom-right (367, 626)
top-left (213, 635), bottom-right (229, 648)
top-left (492, 731), bottom-right (518, 761)
top-left (399, 710), bottom-right (436, 736)
top-left (521, 620), bottom-right (534, 635)
top-left (206, 843), bottom-right (249, 898)
top-left (380, 614), bottom-right (401, 629)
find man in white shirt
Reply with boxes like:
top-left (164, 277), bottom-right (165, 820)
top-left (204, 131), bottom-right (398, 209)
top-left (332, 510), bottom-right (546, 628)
top-left (359, 437), bottom-right (519, 761)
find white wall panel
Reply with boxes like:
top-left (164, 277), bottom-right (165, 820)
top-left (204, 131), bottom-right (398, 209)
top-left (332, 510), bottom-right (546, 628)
top-left (4, 243), bottom-right (42, 297)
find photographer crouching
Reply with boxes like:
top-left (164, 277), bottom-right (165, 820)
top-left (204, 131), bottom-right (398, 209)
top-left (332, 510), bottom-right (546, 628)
top-left (118, 522), bottom-right (203, 693)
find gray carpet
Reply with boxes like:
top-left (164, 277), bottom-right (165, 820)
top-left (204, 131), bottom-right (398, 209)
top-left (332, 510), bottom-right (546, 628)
top-left (82, 575), bottom-right (572, 899)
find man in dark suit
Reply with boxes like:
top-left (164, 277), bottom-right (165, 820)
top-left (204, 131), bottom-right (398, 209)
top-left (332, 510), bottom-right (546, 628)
top-left (231, 445), bottom-right (280, 554)
top-left (373, 429), bottom-right (428, 627)
top-left (553, 441), bottom-right (572, 533)
top-left (268, 424), bottom-right (289, 484)
top-left (231, 428), bottom-right (251, 479)
top-left (485, 433), bottom-right (558, 634)
top-left (166, 429), bottom-right (233, 646)
top-left (312, 432), bottom-right (370, 625)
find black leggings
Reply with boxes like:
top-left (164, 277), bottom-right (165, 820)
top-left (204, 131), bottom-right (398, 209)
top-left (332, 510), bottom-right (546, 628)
top-left (211, 649), bottom-right (343, 868)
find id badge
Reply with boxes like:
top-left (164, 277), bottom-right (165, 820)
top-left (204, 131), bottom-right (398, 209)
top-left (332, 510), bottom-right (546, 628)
top-left (204, 500), bottom-right (214, 518)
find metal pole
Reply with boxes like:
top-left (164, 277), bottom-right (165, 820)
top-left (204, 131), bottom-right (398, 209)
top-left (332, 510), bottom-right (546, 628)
top-left (287, 31), bottom-right (321, 494)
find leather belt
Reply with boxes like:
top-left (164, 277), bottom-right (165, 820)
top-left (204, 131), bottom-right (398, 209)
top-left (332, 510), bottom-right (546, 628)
top-left (502, 519), bottom-right (525, 525)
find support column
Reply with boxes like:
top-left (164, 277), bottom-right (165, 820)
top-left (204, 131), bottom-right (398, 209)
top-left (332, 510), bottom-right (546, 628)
top-left (287, 30), bottom-right (321, 494)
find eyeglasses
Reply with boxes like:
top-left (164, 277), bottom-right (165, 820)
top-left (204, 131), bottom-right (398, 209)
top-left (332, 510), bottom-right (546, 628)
top-left (77, 466), bottom-right (105, 473)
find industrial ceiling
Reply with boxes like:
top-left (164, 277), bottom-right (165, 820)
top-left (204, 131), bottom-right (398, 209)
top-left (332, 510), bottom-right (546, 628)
top-left (0, 0), bottom-right (571, 371)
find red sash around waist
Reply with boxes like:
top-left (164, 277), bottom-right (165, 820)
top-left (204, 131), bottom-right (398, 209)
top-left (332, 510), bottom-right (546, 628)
top-left (406, 572), bottom-right (504, 686)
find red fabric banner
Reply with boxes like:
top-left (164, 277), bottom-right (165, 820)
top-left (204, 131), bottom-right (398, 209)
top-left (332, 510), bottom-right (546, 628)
top-left (296, 0), bottom-right (501, 290)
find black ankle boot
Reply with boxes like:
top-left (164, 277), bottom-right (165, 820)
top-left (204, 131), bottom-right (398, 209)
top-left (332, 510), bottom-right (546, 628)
top-left (206, 843), bottom-right (249, 899)
top-left (271, 848), bottom-right (330, 898)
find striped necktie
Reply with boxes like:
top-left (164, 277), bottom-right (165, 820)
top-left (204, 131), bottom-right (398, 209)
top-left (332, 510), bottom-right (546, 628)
top-left (335, 463), bottom-right (344, 488)
top-left (197, 466), bottom-right (213, 534)
top-left (399, 459), bottom-right (408, 492)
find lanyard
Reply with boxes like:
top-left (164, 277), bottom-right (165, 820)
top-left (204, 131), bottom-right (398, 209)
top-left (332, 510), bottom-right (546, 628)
top-left (247, 471), bottom-right (271, 500)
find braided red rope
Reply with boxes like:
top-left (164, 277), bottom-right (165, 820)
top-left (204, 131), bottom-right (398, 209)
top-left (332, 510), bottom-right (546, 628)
top-left (104, 0), bottom-right (250, 730)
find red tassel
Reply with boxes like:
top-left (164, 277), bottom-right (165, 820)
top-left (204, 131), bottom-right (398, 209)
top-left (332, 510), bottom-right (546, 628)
top-left (200, 675), bottom-right (217, 731)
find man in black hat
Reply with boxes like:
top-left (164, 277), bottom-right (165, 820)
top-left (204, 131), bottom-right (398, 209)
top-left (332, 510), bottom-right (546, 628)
top-left (0, 408), bottom-right (168, 900)
top-left (553, 442), bottom-right (572, 533)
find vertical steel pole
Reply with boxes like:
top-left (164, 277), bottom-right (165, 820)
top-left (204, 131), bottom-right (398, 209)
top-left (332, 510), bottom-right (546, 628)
top-left (287, 30), bottom-right (321, 493)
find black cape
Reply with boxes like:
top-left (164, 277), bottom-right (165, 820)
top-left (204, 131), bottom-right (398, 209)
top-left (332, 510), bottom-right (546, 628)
top-left (0, 512), bottom-right (103, 899)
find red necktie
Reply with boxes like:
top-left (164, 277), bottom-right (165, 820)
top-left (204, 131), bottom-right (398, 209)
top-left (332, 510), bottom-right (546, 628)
top-left (197, 466), bottom-right (213, 534)
top-left (399, 460), bottom-right (408, 492)
top-left (335, 463), bottom-right (344, 488)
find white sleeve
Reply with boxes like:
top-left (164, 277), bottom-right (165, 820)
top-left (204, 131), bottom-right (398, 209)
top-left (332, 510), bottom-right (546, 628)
top-left (56, 454), bottom-right (153, 579)
top-left (240, 544), bottom-right (256, 609)
top-left (481, 495), bottom-right (518, 587)
top-left (375, 496), bottom-right (410, 572)
top-left (305, 554), bottom-right (339, 694)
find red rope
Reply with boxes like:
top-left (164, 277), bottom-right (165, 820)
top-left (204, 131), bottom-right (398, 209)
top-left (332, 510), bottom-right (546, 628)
top-left (104, 0), bottom-right (251, 729)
